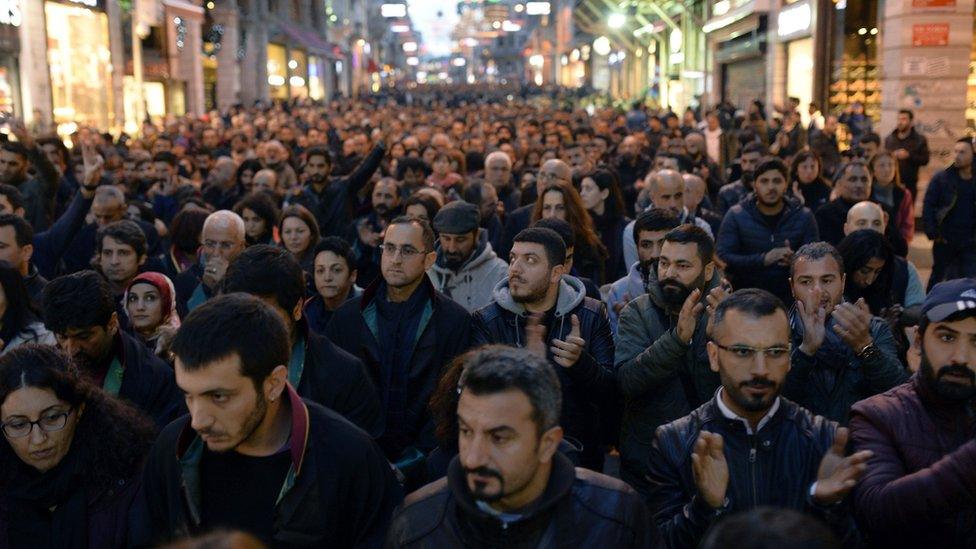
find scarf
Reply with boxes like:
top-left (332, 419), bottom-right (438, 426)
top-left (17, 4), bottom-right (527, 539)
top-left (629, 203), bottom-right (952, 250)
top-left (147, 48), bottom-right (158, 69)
top-left (6, 444), bottom-right (88, 549)
top-left (123, 272), bottom-right (181, 341)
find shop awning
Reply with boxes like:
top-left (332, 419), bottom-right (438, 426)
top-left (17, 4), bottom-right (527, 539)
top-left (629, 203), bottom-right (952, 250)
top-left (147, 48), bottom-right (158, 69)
top-left (275, 22), bottom-right (345, 60)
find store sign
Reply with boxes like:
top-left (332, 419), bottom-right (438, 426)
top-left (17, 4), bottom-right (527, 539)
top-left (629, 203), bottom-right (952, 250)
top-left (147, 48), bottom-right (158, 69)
top-left (912, 0), bottom-right (955, 7)
top-left (0, 0), bottom-right (21, 27)
top-left (777, 0), bottom-right (812, 39)
top-left (912, 23), bottom-right (950, 46)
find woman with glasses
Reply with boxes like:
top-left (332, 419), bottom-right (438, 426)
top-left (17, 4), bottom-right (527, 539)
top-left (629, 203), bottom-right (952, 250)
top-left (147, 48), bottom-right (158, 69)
top-left (0, 344), bottom-right (154, 548)
top-left (532, 184), bottom-right (610, 284)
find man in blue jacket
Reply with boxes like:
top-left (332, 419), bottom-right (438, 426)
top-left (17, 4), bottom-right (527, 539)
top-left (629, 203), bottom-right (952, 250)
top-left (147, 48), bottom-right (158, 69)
top-left (716, 157), bottom-right (819, 304)
top-left (922, 137), bottom-right (976, 288)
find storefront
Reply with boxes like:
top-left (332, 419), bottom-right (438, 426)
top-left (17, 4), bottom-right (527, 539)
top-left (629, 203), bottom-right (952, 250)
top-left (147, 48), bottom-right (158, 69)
top-left (827, 0), bottom-right (880, 123)
top-left (288, 48), bottom-right (308, 98)
top-left (45, 0), bottom-right (115, 134)
top-left (267, 42), bottom-right (288, 100)
top-left (778, 0), bottom-right (816, 125)
top-left (0, 0), bottom-right (21, 116)
top-left (705, 0), bottom-right (771, 110)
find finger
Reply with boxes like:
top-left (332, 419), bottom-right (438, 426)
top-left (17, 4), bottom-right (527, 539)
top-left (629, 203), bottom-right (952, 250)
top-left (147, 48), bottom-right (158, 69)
top-left (784, 239), bottom-right (791, 251)
top-left (570, 314), bottom-right (580, 338)
top-left (692, 302), bottom-right (705, 317)
top-left (709, 433), bottom-right (724, 457)
top-left (796, 299), bottom-right (807, 318)
top-left (549, 339), bottom-right (577, 352)
top-left (683, 288), bottom-right (702, 312)
top-left (694, 434), bottom-right (708, 457)
top-left (549, 346), bottom-right (575, 359)
top-left (565, 336), bottom-right (586, 347)
top-left (832, 427), bottom-right (849, 455)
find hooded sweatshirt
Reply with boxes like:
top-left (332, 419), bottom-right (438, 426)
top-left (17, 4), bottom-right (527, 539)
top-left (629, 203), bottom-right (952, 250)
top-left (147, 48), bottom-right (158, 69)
top-left (427, 230), bottom-right (509, 313)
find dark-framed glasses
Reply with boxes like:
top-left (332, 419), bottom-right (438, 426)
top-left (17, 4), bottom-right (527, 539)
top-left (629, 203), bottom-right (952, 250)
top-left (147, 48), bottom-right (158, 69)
top-left (1, 408), bottom-right (74, 438)
top-left (713, 343), bottom-right (791, 362)
top-left (379, 243), bottom-right (426, 259)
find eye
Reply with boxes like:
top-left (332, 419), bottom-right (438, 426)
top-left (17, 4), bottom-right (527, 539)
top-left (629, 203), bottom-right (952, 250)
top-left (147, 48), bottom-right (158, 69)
top-left (766, 348), bottom-right (789, 359)
top-left (4, 419), bottom-right (27, 430)
top-left (211, 394), bottom-right (229, 404)
top-left (940, 333), bottom-right (956, 343)
top-left (731, 347), bottom-right (753, 358)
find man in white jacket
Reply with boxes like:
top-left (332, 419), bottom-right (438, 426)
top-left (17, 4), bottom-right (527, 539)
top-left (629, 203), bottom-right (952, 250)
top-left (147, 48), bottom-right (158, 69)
top-left (427, 201), bottom-right (509, 312)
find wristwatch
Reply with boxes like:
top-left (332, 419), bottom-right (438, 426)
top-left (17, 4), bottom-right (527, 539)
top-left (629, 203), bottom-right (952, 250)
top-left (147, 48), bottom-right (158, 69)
top-left (855, 343), bottom-right (880, 361)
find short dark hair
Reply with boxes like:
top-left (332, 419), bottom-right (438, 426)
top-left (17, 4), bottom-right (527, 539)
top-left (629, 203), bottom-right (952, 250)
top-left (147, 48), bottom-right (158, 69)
top-left (222, 244), bottom-right (305, 314)
top-left (701, 507), bottom-right (838, 549)
top-left (457, 345), bottom-right (562, 436)
top-left (396, 157), bottom-right (432, 180)
top-left (898, 109), bottom-right (914, 120)
top-left (42, 270), bottom-right (116, 333)
top-left (512, 227), bottom-right (566, 267)
top-left (0, 142), bottom-right (27, 159)
top-left (403, 193), bottom-right (442, 222)
top-left (0, 213), bottom-right (32, 247)
top-left (533, 217), bottom-right (575, 250)
top-left (741, 142), bottom-right (766, 156)
top-left (633, 209), bottom-right (680, 245)
top-left (0, 185), bottom-right (24, 213)
top-left (312, 236), bottom-right (356, 272)
top-left (152, 151), bottom-right (178, 166)
top-left (36, 137), bottom-right (70, 166)
top-left (664, 224), bottom-right (715, 266)
top-left (169, 208), bottom-right (209, 255)
top-left (170, 293), bottom-right (290, 391)
top-left (305, 146), bottom-right (332, 166)
top-left (790, 241), bottom-right (844, 278)
top-left (754, 158), bottom-right (788, 181)
top-left (388, 215), bottom-right (436, 252)
top-left (233, 191), bottom-right (281, 243)
top-left (860, 132), bottom-right (881, 147)
top-left (95, 220), bottom-right (147, 257)
top-left (835, 159), bottom-right (870, 183)
top-left (711, 288), bottom-right (788, 336)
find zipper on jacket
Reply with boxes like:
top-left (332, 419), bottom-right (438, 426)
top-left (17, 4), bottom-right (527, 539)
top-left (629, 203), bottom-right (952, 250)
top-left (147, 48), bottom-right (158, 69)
top-left (748, 435), bottom-right (758, 507)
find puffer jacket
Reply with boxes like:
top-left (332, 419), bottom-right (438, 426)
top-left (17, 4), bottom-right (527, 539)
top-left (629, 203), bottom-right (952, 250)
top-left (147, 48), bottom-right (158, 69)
top-left (922, 164), bottom-right (976, 246)
top-left (472, 276), bottom-right (617, 470)
top-left (716, 193), bottom-right (819, 304)
top-left (614, 269), bottom-right (722, 492)
top-left (785, 305), bottom-right (908, 424)
top-left (606, 261), bottom-right (649, 334)
top-left (386, 453), bottom-right (657, 548)
top-left (646, 396), bottom-right (851, 548)
top-left (427, 230), bottom-right (509, 313)
top-left (850, 375), bottom-right (976, 548)
top-left (1, 321), bottom-right (55, 354)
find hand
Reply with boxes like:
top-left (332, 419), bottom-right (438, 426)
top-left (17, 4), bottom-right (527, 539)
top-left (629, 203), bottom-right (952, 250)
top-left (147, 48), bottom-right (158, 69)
top-left (612, 293), bottom-right (632, 317)
top-left (763, 241), bottom-right (793, 267)
top-left (551, 314), bottom-right (585, 368)
top-left (159, 176), bottom-right (177, 197)
top-left (7, 118), bottom-right (32, 148)
top-left (358, 221), bottom-right (382, 248)
top-left (894, 148), bottom-right (910, 160)
top-left (797, 289), bottom-right (827, 356)
top-left (704, 282), bottom-right (731, 318)
top-left (80, 137), bottom-right (103, 193)
top-left (496, 200), bottom-right (505, 218)
top-left (675, 288), bottom-right (704, 343)
top-left (692, 431), bottom-right (729, 509)
top-left (525, 313), bottom-right (547, 359)
top-left (833, 299), bottom-right (873, 352)
top-left (881, 304), bottom-right (903, 329)
top-left (202, 256), bottom-right (229, 289)
top-left (813, 427), bottom-right (873, 506)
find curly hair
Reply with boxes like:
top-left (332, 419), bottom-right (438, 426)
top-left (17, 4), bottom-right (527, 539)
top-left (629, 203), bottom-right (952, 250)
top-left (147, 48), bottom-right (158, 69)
top-left (0, 345), bottom-right (155, 491)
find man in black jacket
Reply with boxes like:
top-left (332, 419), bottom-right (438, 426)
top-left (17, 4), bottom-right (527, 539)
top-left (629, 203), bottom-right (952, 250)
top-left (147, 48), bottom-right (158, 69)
top-left (326, 216), bottom-right (473, 467)
top-left (290, 141), bottom-right (385, 239)
top-left (499, 159), bottom-right (572, 260)
top-left (884, 109), bottom-right (930, 200)
top-left (646, 288), bottom-right (872, 548)
top-left (473, 227), bottom-right (616, 471)
top-left (386, 345), bottom-right (655, 548)
top-left (0, 119), bottom-right (60, 230)
top-left (222, 244), bottom-right (383, 437)
top-left (133, 294), bottom-right (401, 547)
top-left (41, 270), bottom-right (182, 429)
top-left (174, 209), bottom-right (246, 313)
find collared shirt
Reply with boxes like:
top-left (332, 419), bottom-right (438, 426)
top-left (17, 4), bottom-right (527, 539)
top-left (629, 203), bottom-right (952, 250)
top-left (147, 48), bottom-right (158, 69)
top-left (714, 387), bottom-right (780, 435)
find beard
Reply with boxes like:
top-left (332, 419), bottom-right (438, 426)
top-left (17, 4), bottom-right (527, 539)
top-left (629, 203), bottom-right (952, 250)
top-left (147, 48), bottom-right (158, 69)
top-left (465, 465), bottom-right (506, 502)
top-left (199, 389), bottom-right (268, 452)
top-left (660, 270), bottom-right (706, 312)
top-left (510, 275), bottom-right (550, 305)
top-left (306, 173), bottom-right (327, 184)
top-left (920, 352), bottom-right (976, 402)
top-left (373, 204), bottom-right (390, 216)
top-left (725, 376), bottom-right (779, 413)
top-left (443, 250), bottom-right (467, 270)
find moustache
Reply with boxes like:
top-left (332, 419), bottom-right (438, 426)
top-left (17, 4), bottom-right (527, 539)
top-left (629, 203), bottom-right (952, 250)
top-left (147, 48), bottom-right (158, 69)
top-left (465, 466), bottom-right (503, 482)
top-left (741, 378), bottom-right (776, 389)
top-left (937, 364), bottom-right (976, 384)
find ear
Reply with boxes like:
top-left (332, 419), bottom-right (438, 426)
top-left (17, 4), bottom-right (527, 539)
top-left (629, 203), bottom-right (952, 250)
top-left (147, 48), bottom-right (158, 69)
top-left (881, 211), bottom-right (889, 231)
top-left (789, 277), bottom-right (797, 299)
top-left (21, 243), bottom-right (33, 264)
top-left (107, 312), bottom-right (120, 337)
top-left (138, 254), bottom-right (147, 267)
top-left (537, 425), bottom-right (563, 463)
top-left (266, 364), bottom-right (289, 400)
top-left (349, 269), bottom-right (357, 285)
top-left (599, 188), bottom-right (609, 201)
top-left (14, 207), bottom-right (24, 218)
top-left (550, 262), bottom-right (566, 284)
top-left (706, 341), bottom-right (720, 373)
top-left (703, 261), bottom-right (714, 282)
top-left (291, 300), bottom-right (303, 322)
top-left (423, 250), bottom-right (436, 270)
top-left (843, 222), bottom-right (852, 236)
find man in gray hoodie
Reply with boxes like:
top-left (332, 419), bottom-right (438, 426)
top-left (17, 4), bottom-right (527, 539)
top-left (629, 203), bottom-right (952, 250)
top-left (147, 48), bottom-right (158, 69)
top-left (427, 201), bottom-right (508, 312)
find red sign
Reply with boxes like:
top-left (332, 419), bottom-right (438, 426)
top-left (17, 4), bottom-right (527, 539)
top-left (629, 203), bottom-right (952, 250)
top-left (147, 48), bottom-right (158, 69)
top-left (912, 23), bottom-right (950, 46)
top-left (912, 0), bottom-right (955, 7)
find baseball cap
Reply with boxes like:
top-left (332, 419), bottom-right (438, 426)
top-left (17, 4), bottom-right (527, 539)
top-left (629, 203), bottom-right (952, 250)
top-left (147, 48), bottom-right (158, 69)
top-left (922, 278), bottom-right (976, 322)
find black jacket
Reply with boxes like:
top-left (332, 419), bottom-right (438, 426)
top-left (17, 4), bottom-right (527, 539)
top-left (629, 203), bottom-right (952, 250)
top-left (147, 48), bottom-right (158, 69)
top-left (291, 143), bottom-right (385, 238)
top-left (326, 276), bottom-right (473, 459)
top-left (816, 198), bottom-right (909, 257)
top-left (498, 204), bottom-right (533, 263)
top-left (386, 453), bottom-right (656, 548)
top-left (645, 395), bottom-right (851, 548)
top-left (114, 331), bottom-right (184, 430)
top-left (884, 128), bottom-right (929, 191)
top-left (133, 385), bottom-right (402, 548)
top-left (299, 329), bottom-right (383, 438)
top-left (922, 164), bottom-right (976, 246)
top-left (472, 276), bottom-right (617, 470)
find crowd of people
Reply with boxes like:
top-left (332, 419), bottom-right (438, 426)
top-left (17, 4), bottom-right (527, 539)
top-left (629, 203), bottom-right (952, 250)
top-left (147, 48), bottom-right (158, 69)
top-left (0, 85), bottom-right (974, 548)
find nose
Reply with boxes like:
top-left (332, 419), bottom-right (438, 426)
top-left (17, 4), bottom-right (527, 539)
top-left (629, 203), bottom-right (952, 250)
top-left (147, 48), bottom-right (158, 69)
top-left (749, 352), bottom-right (771, 376)
top-left (461, 433), bottom-right (490, 470)
top-left (949, 339), bottom-right (976, 367)
top-left (28, 424), bottom-right (49, 446)
top-left (188, 401), bottom-right (215, 432)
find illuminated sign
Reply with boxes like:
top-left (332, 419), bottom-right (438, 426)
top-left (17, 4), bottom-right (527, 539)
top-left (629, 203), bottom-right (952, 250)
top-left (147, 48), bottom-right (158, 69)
top-left (0, 0), bottom-right (20, 26)
top-left (777, 1), bottom-right (812, 39)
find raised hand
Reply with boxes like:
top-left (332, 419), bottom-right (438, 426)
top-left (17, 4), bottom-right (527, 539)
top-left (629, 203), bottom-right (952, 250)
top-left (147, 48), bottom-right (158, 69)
top-left (704, 282), bottom-right (731, 317)
top-left (692, 431), bottom-right (729, 509)
top-left (675, 288), bottom-right (704, 343)
top-left (797, 288), bottom-right (827, 356)
top-left (550, 314), bottom-right (585, 368)
top-left (813, 427), bottom-right (873, 506)
top-left (525, 313), bottom-right (547, 359)
top-left (80, 137), bottom-right (103, 193)
top-left (833, 298), bottom-right (873, 352)
top-left (612, 293), bottom-right (632, 317)
top-left (7, 118), bottom-right (32, 148)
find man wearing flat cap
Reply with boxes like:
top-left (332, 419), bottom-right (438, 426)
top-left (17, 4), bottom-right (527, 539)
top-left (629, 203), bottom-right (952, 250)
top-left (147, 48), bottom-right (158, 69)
top-left (850, 278), bottom-right (976, 547)
top-left (427, 200), bottom-right (509, 312)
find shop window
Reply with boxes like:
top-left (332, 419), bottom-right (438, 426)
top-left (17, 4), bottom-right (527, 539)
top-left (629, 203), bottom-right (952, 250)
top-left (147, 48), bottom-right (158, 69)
top-left (267, 43), bottom-right (288, 100)
top-left (828, 0), bottom-right (880, 128)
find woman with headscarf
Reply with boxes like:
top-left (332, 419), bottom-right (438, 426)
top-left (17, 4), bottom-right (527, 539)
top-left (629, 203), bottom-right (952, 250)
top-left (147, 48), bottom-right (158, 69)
top-left (124, 272), bottom-right (180, 364)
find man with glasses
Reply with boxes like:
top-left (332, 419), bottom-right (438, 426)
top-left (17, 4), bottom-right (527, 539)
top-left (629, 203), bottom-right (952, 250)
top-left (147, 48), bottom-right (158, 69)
top-left (327, 216), bottom-right (473, 478)
top-left (785, 242), bottom-right (907, 423)
top-left (174, 210), bottom-right (246, 313)
top-left (645, 288), bottom-right (871, 547)
top-left (499, 159), bottom-right (572, 259)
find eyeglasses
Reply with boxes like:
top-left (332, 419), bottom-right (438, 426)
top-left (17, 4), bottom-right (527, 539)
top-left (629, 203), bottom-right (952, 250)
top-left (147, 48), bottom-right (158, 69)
top-left (203, 240), bottom-right (239, 251)
top-left (845, 176), bottom-right (870, 183)
top-left (538, 171), bottom-right (568, 182)
top-left (1, 408), bottom-right (74, 438)
top-left (380, 243), bottom-right (427, 259)
top-left (713, 343), bottom-right (791, 362)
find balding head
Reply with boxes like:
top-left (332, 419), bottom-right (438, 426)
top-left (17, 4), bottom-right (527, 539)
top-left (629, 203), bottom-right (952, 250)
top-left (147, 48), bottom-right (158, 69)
top-left (252, 169), bottom-right (278, 195)
top-left (91, 186), bottom-right (127, 227)
top-left (844, 200), bottom-right (887, 235)
top-left (648, 169), bottom-right (685, 216)
top-left (682, 173), bottom-right (707, 211)
top-left (537, 159), bottom-right (571, 195)
top-left (201, 210), bottom-right (246, 261)
top-left (685, 133), bottom-right (705, 157)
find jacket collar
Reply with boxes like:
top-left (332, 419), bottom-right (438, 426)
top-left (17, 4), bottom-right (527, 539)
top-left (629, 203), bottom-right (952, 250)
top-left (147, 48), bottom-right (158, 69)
top-left (360, 273), bottom-right (436, 312)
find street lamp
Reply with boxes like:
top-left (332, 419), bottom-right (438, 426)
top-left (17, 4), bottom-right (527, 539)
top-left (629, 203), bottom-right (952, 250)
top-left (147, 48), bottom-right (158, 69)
top-left (593, 36), bottom-right (612, 56)
top-left (608, 13), bottom-right (626, 29)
